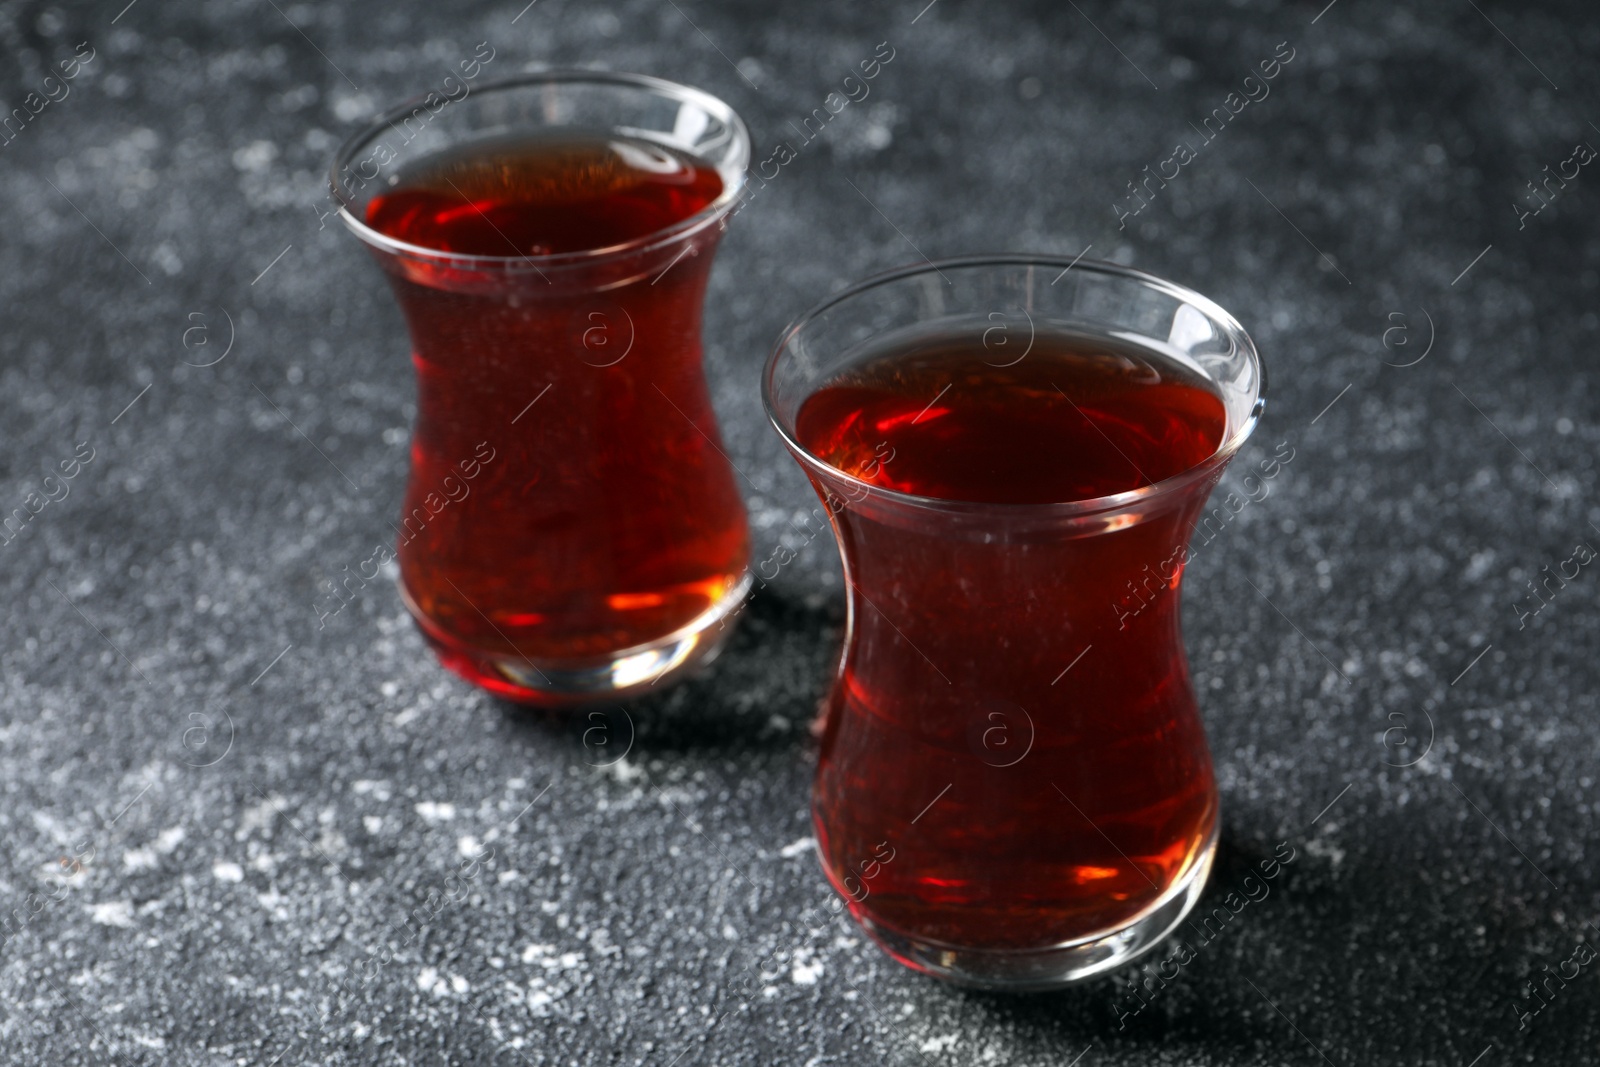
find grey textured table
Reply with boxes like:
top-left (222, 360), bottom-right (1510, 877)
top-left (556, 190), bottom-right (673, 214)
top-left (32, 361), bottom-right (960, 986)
top-left (2, 0), bottom-right (1598, 1063)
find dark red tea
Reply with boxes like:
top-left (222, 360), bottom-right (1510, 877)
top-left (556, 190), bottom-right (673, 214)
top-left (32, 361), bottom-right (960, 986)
top-left (366, 133), bottom-right (725, 256)
top-left (363, 132), bottom-right (749, 697)
top-left (796, 330), bottom-right (1227, 950)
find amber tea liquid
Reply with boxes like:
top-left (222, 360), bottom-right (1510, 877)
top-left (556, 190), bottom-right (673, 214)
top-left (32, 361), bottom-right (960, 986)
top-left (796, 327), bottom-right (1226, 952)
top-left (362, 130), bottom-right (749, 699)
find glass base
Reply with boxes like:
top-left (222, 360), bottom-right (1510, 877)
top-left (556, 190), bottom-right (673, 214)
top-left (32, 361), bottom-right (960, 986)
top-left (853, 824), bottom-right (1218, 991)
top-left (400, 572), bottom-right (752, 706)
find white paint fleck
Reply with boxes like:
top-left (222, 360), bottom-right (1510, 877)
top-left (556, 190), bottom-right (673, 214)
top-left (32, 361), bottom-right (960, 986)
top-left (122, 847), bottom-right (157, 872)
top-left (154, 827), bottom-right (185, 853)
top-left (230, 140), bottom-right (277, 172)
top-left (792, 959), bottom-right (824, 985)
top-left (920, 1035), bottom-right (959, 1054)
top-left (330, 93), bottom-right (375, 122)
top-left (235, 794), bottom-right (284, 841)
top-left (450, 974), bottom-right (470, 994)
top-left (89, 901), bottom-right (134, 927)
top-left (415, 801), bottom-right (455, 823)
top-left (779, 836), bottom-right (815, 859)
top-left (457, 835), bottom-right (482, 858)
top-left (1306, 836), bottom-right (1346, 868)
top-left (596, 757), bottom-right (645, 784)
top-left (212, 861), bottom-right (244, 883)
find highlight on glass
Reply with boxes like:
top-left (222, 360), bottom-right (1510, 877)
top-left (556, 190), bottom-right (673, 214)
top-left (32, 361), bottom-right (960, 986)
top-left (763, 256), bottom-right (1264, 988)
top-left (330, 72), bottom-right (753, 705)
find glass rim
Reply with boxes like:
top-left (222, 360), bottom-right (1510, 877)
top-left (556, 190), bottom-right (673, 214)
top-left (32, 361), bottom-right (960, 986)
top-left (328, 69), bottom-right (751, 269)
top-left (762, 253), bottom-right (1267, 517)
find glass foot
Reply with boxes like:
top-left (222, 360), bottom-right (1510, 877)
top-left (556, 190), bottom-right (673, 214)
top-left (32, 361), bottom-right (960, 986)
top-left (853, 824), bottom-right (1218, 990)
top-left (401, 573), bottom-right (752, 706)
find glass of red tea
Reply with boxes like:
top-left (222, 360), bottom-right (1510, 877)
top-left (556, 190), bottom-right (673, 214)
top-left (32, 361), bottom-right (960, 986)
top-left (331, 73), bottom-right (752, 704)
top-left (763, 256), bottom-right (1264, 988)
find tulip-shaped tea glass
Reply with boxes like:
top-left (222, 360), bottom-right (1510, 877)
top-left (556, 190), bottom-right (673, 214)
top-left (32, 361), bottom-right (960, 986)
top-left (332, 73), bottom-right (752, 704)
top-left (764, 256), bottom-right (1263, 988)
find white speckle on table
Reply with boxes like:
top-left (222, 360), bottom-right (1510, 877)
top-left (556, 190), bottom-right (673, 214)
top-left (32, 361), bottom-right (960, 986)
top-left (779, 836), bottom-right (815, 858)
top-left (417, 968), bottom-right (471, 998)
top-left (521, 944), bottom-right (585, 971)
top-left (154, 827), bottom-right (185, 853)
top-left (791, 959), bottom-right (823, 985)
top-left (212, 861), bottom-right (244, 883)
top-left (596, 757), bottom-right (645, 784)
top-left (235, 795), bottom-right (283, 841)
top-left (122, 847), bottom-right (157, 871)
top-left (230, 139), bottom-right (277, 172)
top-left (1307, 836), bottom-right (1346, 868)
top-left (89, 901), bottom-right (134, 927)
top-left (414, 801), bottom-right (455, 822)
top-left (330, 93), bottom-right (374, 122)
top-left (457, 835), bottom-right (481, 857)
top-left (920, 1035), bottom-right (959, 1054)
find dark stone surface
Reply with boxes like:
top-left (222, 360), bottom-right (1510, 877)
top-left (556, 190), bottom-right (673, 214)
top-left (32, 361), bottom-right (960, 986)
top-left (2, 0), bottom-right (1598, 1063)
